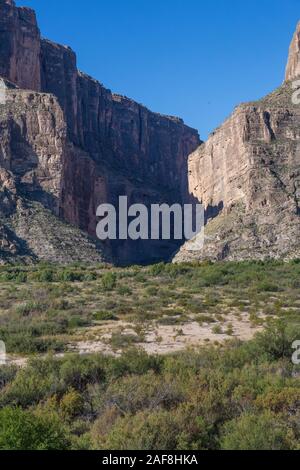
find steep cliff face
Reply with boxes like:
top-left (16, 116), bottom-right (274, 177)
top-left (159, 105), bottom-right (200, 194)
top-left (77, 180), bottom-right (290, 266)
top-left (0, 0), bottom-right (200, 264)
top-left (286, 22), bottom-right (300, 81)
top-left (44, 38), bottom-right (200, 264)
top-left (0, 80), bottom-right (109, 264)
top-left (0, 82), bottom-right (65, 212)
top-left (174, 73), bottom-right (300, 262)
top-left (0, 0), bottom-right (199, 201)
top-left (0, 0), bottom-right (41, 90)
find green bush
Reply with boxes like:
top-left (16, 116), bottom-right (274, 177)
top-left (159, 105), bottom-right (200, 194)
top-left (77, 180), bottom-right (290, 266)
top-left (57, 270), bottom-right (85, 282)
top-left (149, 263), bottom-right (165, 276)
top-left (93, 311), bottom-right (118, 321)
top-left (102, 272), bottom-right (117, 290)
top-left (252, 320), bottom-right (300, 361)
top-left (97, 410), bottom-right (181, 450)
top-left (0, 269), bottom-right (27, 283)
top-left (35, 269), bottom-right (55, 283)
top-left (0, 407), bottom-right (70, 450)
top-left (15, 302), bottom-right (44, 317)
top-left (220, 412), bottom-right (296, 450)
top-left (0, 330), bottom-right (64, 355)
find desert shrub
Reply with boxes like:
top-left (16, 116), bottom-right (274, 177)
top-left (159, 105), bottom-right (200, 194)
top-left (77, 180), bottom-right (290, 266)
top-left (251, 320), bottom-right (300, 361)
top-left (0, 269), bottom-right (27, 283)
top-left (149, 263), bottom-right (165, 276)
top-left (0, 407), bottom-right (70, 450)
top-left (225, 324), bottom-right (234, 336)
top-left (34, 269), bottom-right (55, 283)
top-left (102, 272), bottom-right (117, 290)
top-left (109, 332), bottom-right (140, 349)
top-left (256, 282), bottom-right (281, 293)
top-left (106, 349), bottom-right (163, 379)
top-left (0, 361), bottom-right (62, 408)
top-left (92, 371), bottom-right (183, 416)
top-left (60, 388), bottom-right (85, 420)
top-left (255, 387), bottom-right (300, 413)
top-left (83, 272), bottom-right (97, 282)
top-left (57, 270), bottom-right (85, 282)
top-left (59, 356), bottom-right (106, 392)
top-left (1, 333), bottom-right (64, 355)
top-left (117, 286), bottom-right (133, 296)
top-left (199, 270), bottom-right (228, 287)
top-left (15, 271), bottom-right (28, 283)
top-left (220, 412), bottom-right (296, 450)
top-left (164, 264), bottom-right (191, 277)
top-left (0, 366), bottom-right (18, 391)
top-left (157, 316), bottom-right (187, 326)
top-left (97, 410), bottom-right (182, 450)
top-left (67, 315), bottom-right (90, 329)
top-left (15, 301), bottom-right (44, 317)
top-left (212, 325), bottom-right (223, 335)
top-left (93, 311), bottom-right (118, 321)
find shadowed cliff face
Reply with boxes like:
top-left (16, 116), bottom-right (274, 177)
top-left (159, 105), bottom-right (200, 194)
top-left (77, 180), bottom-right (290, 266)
top-left (0, 0), bottom-right (200, 265)
top-left (0, 0), bottom-right (41, 90)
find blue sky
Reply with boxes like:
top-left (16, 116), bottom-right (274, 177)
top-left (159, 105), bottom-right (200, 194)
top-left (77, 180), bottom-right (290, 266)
top-left (17, 0), bottom-right (299, 139)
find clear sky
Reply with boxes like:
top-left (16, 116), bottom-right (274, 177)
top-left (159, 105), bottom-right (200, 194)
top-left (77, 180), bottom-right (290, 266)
top-left (17, 0), bottom-right (299, 139)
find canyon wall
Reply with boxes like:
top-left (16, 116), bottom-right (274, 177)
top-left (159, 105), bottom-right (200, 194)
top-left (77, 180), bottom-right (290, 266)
top-left (0, 0), bottom-right (41, 90)
top-left (2, 0), bottom-right (298, 265)
top-left (175, 69), bottom-right (300, 261)
top-left (286, 21), bottom-right (300, 82)
top-left (0, 0), bottom-right (200, 264)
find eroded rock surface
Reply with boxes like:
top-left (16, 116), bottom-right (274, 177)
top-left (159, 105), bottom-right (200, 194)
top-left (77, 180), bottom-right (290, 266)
top-left (174, 81), bottom-right (300, 262)
top-left (286, 22), bottom-right (300, 82)
top-left (0, 0), bottom-right (200, 264)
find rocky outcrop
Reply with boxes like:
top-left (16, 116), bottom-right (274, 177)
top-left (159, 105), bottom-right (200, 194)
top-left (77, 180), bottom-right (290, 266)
top-left (174, 73), bottom-right (300, 262)
top-left (286, 22), bottom-right (300, 81)
top-left (0, 85), bottom-right (65, 212)
top-left (0, 0), bottom-right (41, 90)
top-left (0, 85), bottom-right (109, 264)
top-left (0, 0), bottom-right (200, 264)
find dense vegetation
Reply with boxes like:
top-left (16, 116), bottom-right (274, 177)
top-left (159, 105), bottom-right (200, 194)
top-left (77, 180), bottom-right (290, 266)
top-left (0, 322), bottom-right (299, 450)
top-left (0, 260), bottom-right (299, 355)
top-left (0, 260), bottom-right (299, 450)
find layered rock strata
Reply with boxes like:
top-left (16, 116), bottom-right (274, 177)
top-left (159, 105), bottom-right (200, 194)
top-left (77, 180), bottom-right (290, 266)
top-left (0, 0), bottom-right (200, 264)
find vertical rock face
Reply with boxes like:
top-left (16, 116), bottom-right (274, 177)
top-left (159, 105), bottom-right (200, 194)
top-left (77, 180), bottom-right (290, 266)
top-left (286, 22), bottom-right (300, 81)
top-left (0, 0), bottom-right (200, 264)
top-left (0, 0), bottom-right (41, 90)
top-left (0, 84), bottom-right (108, 264)
top-left (41, 39), bottom-right (79, 142)
top-left (0, 87), bottom-right (65, 212)
top-left (174, 61), bottom-right (300, 261)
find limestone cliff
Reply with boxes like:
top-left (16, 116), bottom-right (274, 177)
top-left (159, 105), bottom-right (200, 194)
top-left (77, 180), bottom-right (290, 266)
top-left (286, 22), bottom-right (300, 81)
top-left (0, 0), bottom-right (41, 90)
top-left (0, 0), bottom-right (200, 264)
top-left (0, 80), bottom-right (109, 264)
top-left (174, 33), bottom-right (300, 262)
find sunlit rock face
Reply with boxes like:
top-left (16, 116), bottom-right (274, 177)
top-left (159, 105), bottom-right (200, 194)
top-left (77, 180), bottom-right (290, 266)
top-left (286, 22), bottom-right (300, 82)
top-left (0, 0), bottom-right (200, 264)
top-left (174, 23), bottom-right (300, 263)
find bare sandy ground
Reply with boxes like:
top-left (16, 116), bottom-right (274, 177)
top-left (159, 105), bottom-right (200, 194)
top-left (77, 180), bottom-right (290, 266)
top-left (5, 314), bottom-right (263, 367)
top-left (70, 313), bottom-right (262, 356)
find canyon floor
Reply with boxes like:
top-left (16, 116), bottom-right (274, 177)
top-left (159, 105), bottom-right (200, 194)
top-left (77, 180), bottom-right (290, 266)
top-left (1, 260), bottom-right (299, 366)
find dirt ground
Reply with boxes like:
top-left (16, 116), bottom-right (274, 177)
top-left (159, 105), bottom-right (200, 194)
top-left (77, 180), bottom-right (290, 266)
top-left (70, 313), bottom-right (262, 356)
